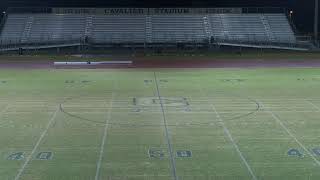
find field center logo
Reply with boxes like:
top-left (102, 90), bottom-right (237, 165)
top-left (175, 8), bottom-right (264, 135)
top-left (133, 97), bottom-right (190, 112)
top-left (7, 152), bottom-right (53, 160)
top-left (136, 97), bottom-right (189, 107)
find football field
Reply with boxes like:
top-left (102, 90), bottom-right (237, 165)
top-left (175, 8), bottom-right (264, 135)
top-left (1, 68), bottom-right (320, 180)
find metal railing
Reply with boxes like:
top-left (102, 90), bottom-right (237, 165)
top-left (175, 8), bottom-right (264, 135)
top-left (212, 36), bottom-right (312, 50)
top-left (0, 36), bottom-right (311, 52)
top-left (0, 38), bottom-right (83, 51)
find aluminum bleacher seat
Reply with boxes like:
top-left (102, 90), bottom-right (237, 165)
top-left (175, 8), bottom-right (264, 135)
top-left (28, 14), bottom-right (86, 43)
top-left (0, 14), bottom-right (28, 44)
top-left (0, 14), bottom-right (86, 44)
top-left (0, 12), bottom-right (297, 46)
top-left (92, 16), bottom-right (146, 43)
top-left (209, 13), bottom-right (295, 44)
top-left (210, 14), bottom-right (268, 43)
top-left (151, 15), bottom-right (206, 43)
top-left (264, 14), bottom-right (296, 43)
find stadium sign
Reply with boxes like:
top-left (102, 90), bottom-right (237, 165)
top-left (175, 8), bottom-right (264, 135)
top-left (51, 8), bottom-right (242, 15)
top-left (150, 8), bottom-right (242, 14)
top-left (105, 8), bottom-right (146, 15)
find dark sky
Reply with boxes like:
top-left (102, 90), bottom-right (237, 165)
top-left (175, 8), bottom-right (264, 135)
top-left (5, 0), bottom-right (292, 7)
top-left (0, 0), bottom-right (318, 33)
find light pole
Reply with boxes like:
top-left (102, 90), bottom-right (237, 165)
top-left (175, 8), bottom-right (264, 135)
top-left (315, 0), bottom-right (319, 43)
top-left (289, 10), bottom-right (294, 24)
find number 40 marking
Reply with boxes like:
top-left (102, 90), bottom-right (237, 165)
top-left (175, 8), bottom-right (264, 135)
top-left (7, 152), bottom-right (53, 160)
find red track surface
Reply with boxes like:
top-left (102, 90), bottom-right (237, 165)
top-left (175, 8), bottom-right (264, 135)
top-left (0, 58), bottom-right (320, 69)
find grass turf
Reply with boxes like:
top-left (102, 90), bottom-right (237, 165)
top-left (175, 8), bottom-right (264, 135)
top-left (0, 68), bottom-right (320, 180)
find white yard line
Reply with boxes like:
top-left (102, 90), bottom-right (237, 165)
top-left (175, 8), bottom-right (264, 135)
top-left (197, 84), bottom-right (257, 180)
top-left (153, 72), bottom-right (178, 180)
top-left (259, 101), bottom-right (320, 166)
top-left (0, 104), bottom-right (10, 125)
top-left (94, 93), bottom-right (115, 180)
top-left (14, 107), bottom-right (59, 180)
top-left (211, 104), bottom-right (258, 180)
top-left (305, 100), bottom-right (320, 111)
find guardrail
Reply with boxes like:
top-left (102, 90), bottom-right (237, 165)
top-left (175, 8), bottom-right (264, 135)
top-left (0, 34), bottom-right (313, 51)
top-left (0, 38), bottom-right (83, 51)
top-left (213, 37), bottom-right (312, 50)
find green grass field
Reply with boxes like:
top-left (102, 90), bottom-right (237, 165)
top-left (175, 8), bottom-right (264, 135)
top-left (1, 68), bottom-right (320, 180)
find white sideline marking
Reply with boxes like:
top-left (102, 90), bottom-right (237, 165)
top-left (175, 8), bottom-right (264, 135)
top-left (14, 107), bottom-right (59, 180)
top-left (211, 104), bottom-right (258, 180)
top-left (259, 101), bottom-right (320, 166)
top-left (95, 93), bottom-right (114, 180)
top-left (305, 100), bottom-right (320, 111)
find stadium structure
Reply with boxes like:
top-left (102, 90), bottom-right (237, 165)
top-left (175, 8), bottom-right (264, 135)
top-left (0, 6), bottom-right (316, 52)
top-left (1, 2), bottom-right (320, 180)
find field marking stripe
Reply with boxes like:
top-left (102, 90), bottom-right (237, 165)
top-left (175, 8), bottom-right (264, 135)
top-left (305, 100), bottom-right (320, 111)
top-left (259, 101), bottom-right (320, 166)
top-left (14, 110), bottom-right (318, 114)
top-left (0, 104), bottom-right (9, 113)
top-left (14, 107), bottom-right (59, 180)
top-left (210, 104), bottom-right (258, 180)
top-left (95, 92), bottom-right (115, 180)
top-left (0, 104), bottom-right (10, 125)
top-left (154, 72), bottom-right (178, 180)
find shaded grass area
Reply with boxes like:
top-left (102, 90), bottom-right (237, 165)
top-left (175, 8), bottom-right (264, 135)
top-left (0, 68), bottom-right (320, 180)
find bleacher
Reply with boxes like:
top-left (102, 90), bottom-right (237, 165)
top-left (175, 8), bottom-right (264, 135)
top-left (28, 14), bottom-right (86, 43)
top-left (212, 14), bottom-right (269, 42)
top-left (264, 14), bottom-right (296, 43)
top-left (151, 15), bottom-right (206, 43)
top-left (209, 14), bottom-right (296, 44)
top-left (92, 16), bottom-right (146, 43)
top-left (0, 12), bottom-right (298, 48)
top-left (0, 14), bottom-right (86, 44)
top-left (0, 14), bottom-right (28, 44)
